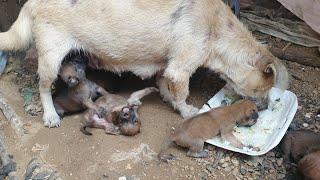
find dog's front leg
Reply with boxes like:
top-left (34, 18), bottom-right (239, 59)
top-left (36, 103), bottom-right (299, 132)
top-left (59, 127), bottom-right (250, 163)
top-left (36, 30), bottom-right (73, 127)
top-left (163, 69), bottom-right (199, 119)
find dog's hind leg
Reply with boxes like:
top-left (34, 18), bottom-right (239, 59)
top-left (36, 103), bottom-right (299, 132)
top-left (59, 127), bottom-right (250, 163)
top-left (36, 28), bottom-right (76, 128)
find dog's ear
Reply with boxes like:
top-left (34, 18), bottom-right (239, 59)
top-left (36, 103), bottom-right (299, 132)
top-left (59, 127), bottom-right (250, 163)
top-left (255, 57), bottom-right (275, 77)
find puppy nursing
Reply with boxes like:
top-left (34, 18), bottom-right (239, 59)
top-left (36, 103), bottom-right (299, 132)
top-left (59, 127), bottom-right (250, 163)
top-left (158, 100), bottom-right (258, 161)
top-left (53, 55), bottom-right (107, 117)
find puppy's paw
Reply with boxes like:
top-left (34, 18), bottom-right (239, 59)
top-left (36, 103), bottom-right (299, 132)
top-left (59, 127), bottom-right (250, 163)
top-left (181, 105), bottom-right (199, 119)
top-left (43, 112), bottom-right (61, 128)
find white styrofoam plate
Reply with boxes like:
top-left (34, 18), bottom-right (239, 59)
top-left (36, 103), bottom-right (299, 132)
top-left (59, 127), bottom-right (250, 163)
top-left (200, 87), bottom-right (298, 156)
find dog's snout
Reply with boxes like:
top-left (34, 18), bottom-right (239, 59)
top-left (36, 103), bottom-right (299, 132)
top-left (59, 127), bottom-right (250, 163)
top-left (251, 112), bottom-right (259, 120)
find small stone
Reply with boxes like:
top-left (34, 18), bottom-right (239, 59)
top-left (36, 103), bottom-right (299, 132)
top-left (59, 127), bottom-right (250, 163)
top-left (269, 169), bottom-right (275, 173)
top-left (267, 152), bottom-right (275, 157)
top-left (303, 123), bottom-right (309, 128)
top-left (225, 156), bottom-right (230, 162)
top-left (222, 162), bottom-right (228, 168)
top-left (240, 167), bottom-right (247, 175)
top-left (277, 158), bottom-right (283, 166)
top-left (305, 113), bottom-right (312, 118)
top-left (190, 167), bottom-right (194, 171)
top-left (231, 159), bottom-right (239, 166)
top-left (119, 176), bottom-right (127, 180)
top-left (225, 167), bottom-right (231, 172)
top-left (206, 165), bottom-right (214, 173)
top-left (219, 158), bottom-right (225, 164)
top-left (126, 164), bottom-right (132, 170)
top-left (277, 173), bottom-right (286, 179)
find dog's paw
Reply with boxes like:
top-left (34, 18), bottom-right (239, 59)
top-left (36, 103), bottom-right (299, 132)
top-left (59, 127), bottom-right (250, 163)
top-left (181, 105), bottom-right (199, 119)
top-left (43, 112), bottom-right (61, 128)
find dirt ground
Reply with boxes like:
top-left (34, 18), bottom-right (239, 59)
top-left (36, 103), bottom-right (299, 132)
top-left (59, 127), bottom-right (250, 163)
top-left (0, 37), bottom-right (319, 180)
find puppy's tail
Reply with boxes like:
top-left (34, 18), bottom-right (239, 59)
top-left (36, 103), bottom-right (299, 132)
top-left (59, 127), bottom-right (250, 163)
top-left (0, 0), bottom-right (37, 51)
top-left (80, 124), bottom-right (92, 136)
top-left (273, 58), bottom-right (289, 90)
top-left (158, 138), bottom-right (176, 163)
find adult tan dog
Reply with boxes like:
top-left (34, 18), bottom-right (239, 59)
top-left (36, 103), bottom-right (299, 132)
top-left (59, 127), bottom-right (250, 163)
top-left (0, 0), bottom-right (288, 127)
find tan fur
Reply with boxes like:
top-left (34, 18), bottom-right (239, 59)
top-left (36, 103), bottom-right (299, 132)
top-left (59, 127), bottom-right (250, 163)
top-left (0, 0), bottom-right (288, 127)
top-left (158, 100), bottom-right (259, 160)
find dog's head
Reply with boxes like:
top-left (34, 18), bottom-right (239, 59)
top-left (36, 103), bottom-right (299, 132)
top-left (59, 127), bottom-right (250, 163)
top-left (220, 50), bottom-right (288, 110)
top-left (235, 100), bottom-right (259, 127)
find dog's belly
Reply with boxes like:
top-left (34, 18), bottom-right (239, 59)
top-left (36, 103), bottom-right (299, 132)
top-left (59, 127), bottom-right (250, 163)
top-left (52, 0), bottom-right (176, 78)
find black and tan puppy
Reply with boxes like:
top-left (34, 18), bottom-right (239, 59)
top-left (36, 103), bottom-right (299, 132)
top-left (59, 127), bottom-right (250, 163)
top-left (281, 130), bottom-right (320, 165)
top-left (158, 100), bottom-right (259, 161)
top-left (53, 55), bottom-right (107, 117)
top-left (80, 87), bottom-right (158, 136)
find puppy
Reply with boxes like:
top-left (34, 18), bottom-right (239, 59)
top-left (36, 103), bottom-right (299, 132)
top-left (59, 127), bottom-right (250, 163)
top-left (53, 55), bottom-right (107, 117)
top-left (297, 150), bottom-right (320, 180)
top-left (0, 0), bottom-right (288, 128)
top-left (280, 130), bottom-right (320, 165)
top-left (80, 87), bottom-right (158, 136)
top-left (158, 100), bottom-right (258, 161)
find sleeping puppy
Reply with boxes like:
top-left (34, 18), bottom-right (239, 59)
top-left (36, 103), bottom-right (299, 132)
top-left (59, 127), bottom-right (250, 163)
top-left (80, 87), bottom-right (158, 136)
top-left (281, 130), bottom-right (320, 166)
top-left (53, 55), bottom-right (107, 117)
top-left (158, 99), bottom-right (258, 161)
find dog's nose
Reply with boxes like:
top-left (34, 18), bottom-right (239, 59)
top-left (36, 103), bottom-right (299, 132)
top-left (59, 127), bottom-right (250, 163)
top-left (251, 112), bottom-right (259, 120)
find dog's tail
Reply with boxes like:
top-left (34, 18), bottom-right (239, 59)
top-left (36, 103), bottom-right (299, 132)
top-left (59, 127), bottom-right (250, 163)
top-left (158, 138), bottom-right (176, 163)
top-left (273, 58), bottom-right (289, 90)
top-left (0, 0), bottom-right (37, 51)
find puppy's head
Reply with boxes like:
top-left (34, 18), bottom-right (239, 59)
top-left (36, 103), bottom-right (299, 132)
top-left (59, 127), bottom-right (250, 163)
top-left (235, 100), bottom-right (259, 127)
top-left (59, 57), bottom-right (87, 87)
top-left (118, 106), bottom-right (140, 136)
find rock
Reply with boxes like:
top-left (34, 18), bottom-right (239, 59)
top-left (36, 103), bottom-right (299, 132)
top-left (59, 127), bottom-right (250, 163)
top-left (276, 158), bottom-right (283, 166)
top-left (303, 123), bottom-right (309, 127)
top-left (240, 167), bottom-right (247, 175)
top-left (277, 173), bottom-right (286, 179)
top-left (305, 113), bottom-right (312, 118)
top-left (266, 152), bottom-right (275, 157)
top-left (231, 159), bottom-right (239, 166)
top-left (219, 158), bottom-right (225, 164)
top-left (206, 165), bottom-right (214, 173)
top-left (225, 156), bottom-right (230, 162)
top-left (119, 176), bottom-right (127, 180)
top-left (126, 164), bottom-right (132, 170)
top-left (225, 167), bottom-right (231, 172)
top-left (222, 162), bottom-right (228, 168)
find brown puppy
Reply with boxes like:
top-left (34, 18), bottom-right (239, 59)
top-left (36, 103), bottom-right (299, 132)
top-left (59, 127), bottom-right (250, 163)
top-left (297, 150), bottom-right (320, 180)
top-left (158, 100), bottom-right (258, 161)
top-left (53, 55), bottom-right (107, 117)
top-left (80, 87), bottom-right (158, 136)
top-left (281, 130), bottom-right (320, 165)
